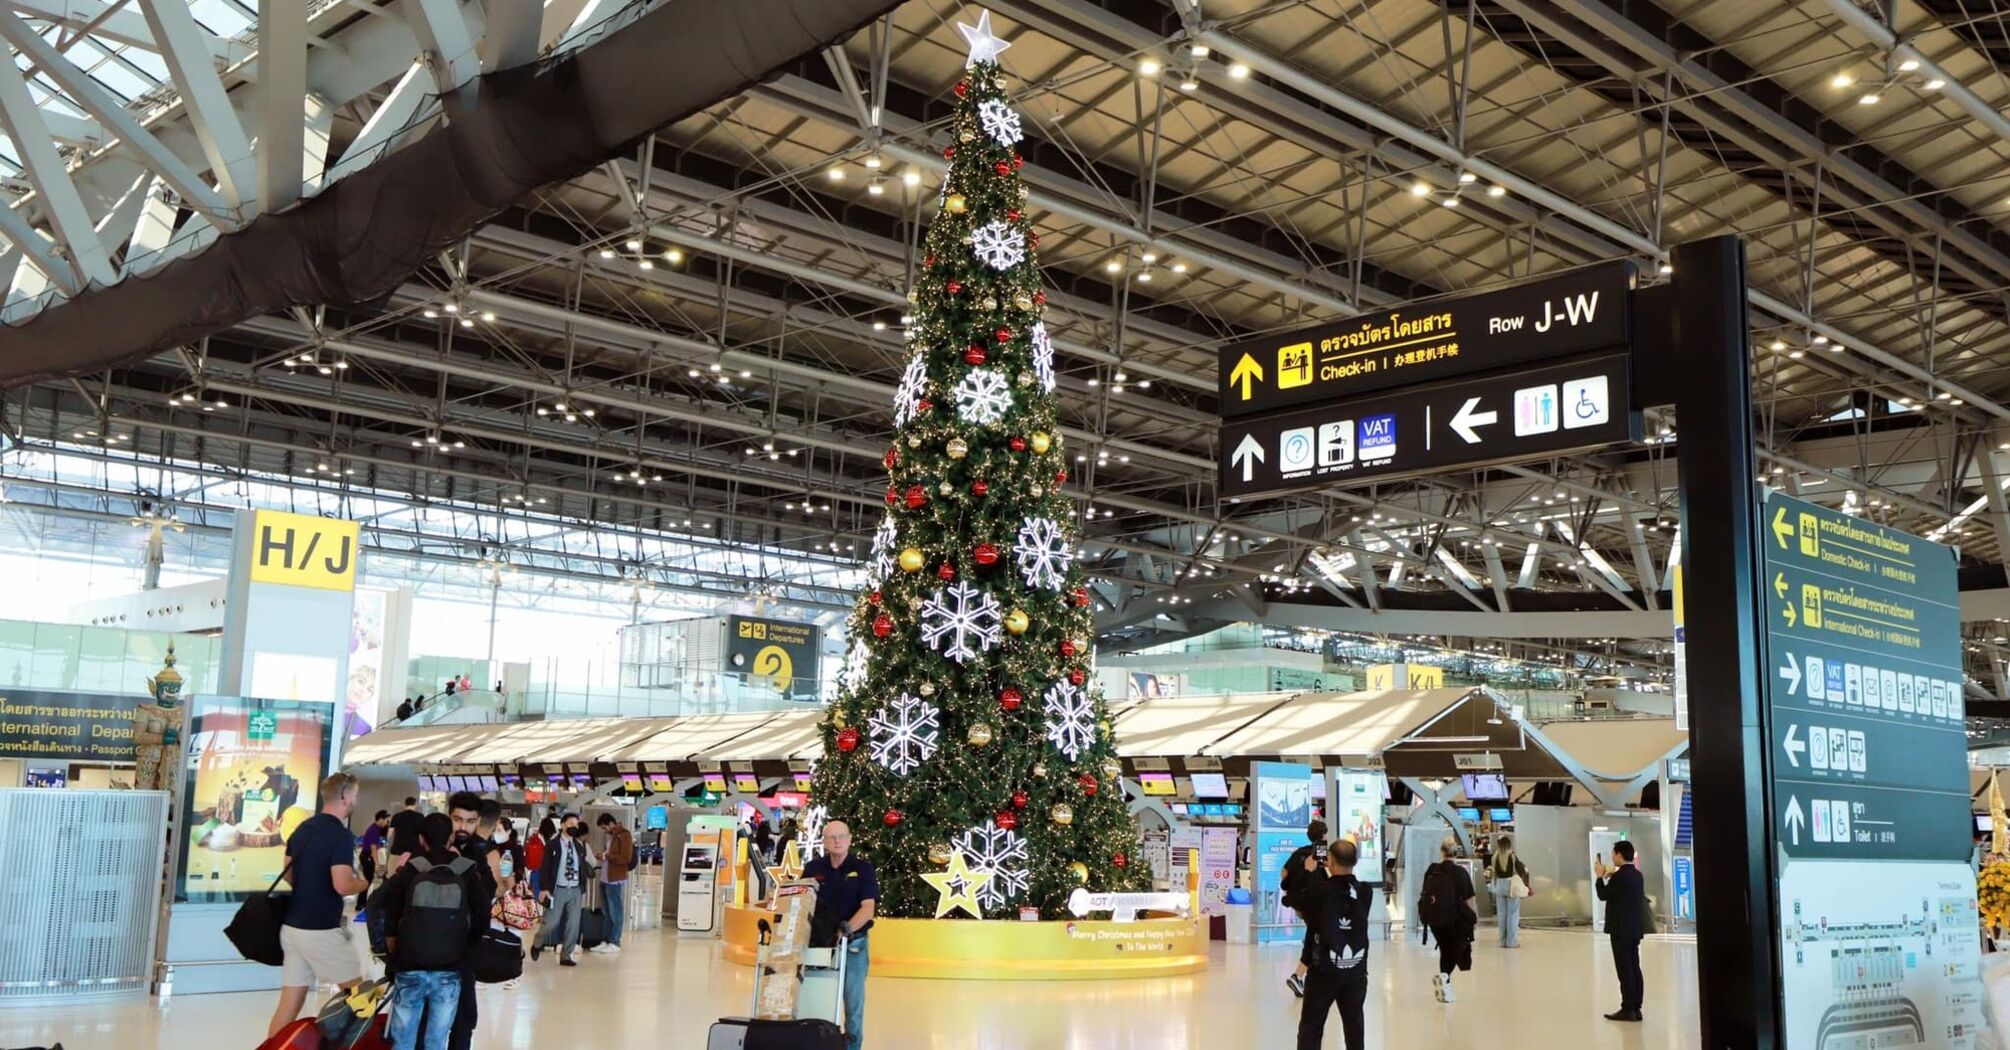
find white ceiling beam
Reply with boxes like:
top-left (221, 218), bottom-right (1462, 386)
top-left (0, 56), bottom-right (109, 287)
top-left (404, 0), bottom-right (480, 92)
top-left (0, 10), bottom-right (235, 226)
top-left (141, 0), bottom-right (255, 209)
top-left (324, 61), bottom-right (431, 184)
top-left (1, 0), bottom-right (248, 63)
top-left (255, 0), bottom-right (309, 210)
top-left (478, 0), bottom-right (541, 73)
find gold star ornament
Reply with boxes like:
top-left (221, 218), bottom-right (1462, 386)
top-left (920, 849), bottom-right (994, 918)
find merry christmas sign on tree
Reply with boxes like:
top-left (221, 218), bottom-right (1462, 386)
top-left (810, 11), bottom-right (1145, 919)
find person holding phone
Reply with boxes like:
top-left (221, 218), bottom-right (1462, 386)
top-left (1594, 841), bottom-right (1647, 1022)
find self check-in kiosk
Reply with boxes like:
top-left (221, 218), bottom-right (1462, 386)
top-left (677, 842), bottom-right (720, 933)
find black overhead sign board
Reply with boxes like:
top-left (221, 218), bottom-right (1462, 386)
top-left (1218, 353), bottom-right (1637, 500)
top-left (1760, 492), bottom-right (1969, 862)
top-left (1217, 261), bottom-right (1634, 416)
top-left (0, 689), bottom-right (142, 762)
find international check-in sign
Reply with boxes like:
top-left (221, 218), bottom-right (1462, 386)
top-left (1760, 492), bottom-right (1969, 862)
top-left (1218, 261), bottom-right (1633, 416)
top-left (1216, 262), bottom-right (1639, 500)
top-left (248, 510), bottom-right (359, 592)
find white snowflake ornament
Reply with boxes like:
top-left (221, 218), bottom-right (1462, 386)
top-left (953, 368), bottom-right (1013, 426)
top-left (1043, 678), bottom-right (1097, 760)
top-left (1029, 321), bottom-right (1055, 393)
top-left (958, 820), bottom-right (1030, 909)
top-left (978, 99), bottom-right (1023, 147)
top-left (894, 355), bottom-right (928, 427)
top-left (971, 221), bottom-right (1027, 271)
top-left (842, 639), bottom-right (871, 693)
top-left (868, 693), bottom-right (941, 776)
top-left (868, 513), bottom-right (898, 584)
top-left (920, 581), bottom-right (1004, 663)
top-left (798, 804), bottom-right (828, 861)
top-left (1014, 516), bottom-right (1073, 590)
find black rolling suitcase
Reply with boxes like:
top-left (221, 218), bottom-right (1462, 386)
top-left (706, 1018), bottom-right (843, 1050)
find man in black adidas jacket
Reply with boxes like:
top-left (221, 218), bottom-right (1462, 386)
top-left (1297, 837), bottom-right (1372, 1050)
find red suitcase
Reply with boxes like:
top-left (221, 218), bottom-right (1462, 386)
top-left (254, 1019), bottom-right (321, 1050)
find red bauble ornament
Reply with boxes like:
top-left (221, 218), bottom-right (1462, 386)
top-left (836, 727), bottom-right (860, 752)
top-left (963, 345), bottom-right (987, 365)
top-left (1009, 436), bottom-right (1028, 452)
top-left (884, 808), bottom-right (904, 828)
top-left (1011, 789), bottom-right (1029, 809)
top-left (1079, 774), bottom-right (1099, 796)
top-left (915, 397), bottom-right (933, 415)
top-left (1007, 209), bottom-right (1022, 222)
top-left (972, 480), bottom-right (990, 497)
top-left (1056, 470), bottom-right (1069, 487)
top-left (954, 80), bottom-right (969, 98)
top-left (1060, 639), bottom-right (1077, 658)
top-left (1034, 291), bottom-right (1047, 306)
top-left (885, 486), bottom-right (898, 505)
top-left (943, 146), bottom-right (956, 160)
top-left (937, 562), bottom-right (955, 581)
top-left (1028, 230), bottom-right (1040, 249)
top-left (1113, 851), bottom-right (1127, 868)
top-left (924, 253), bottom-right (936, 268)
top-left (905, 487), bottom-right (927, 510)
top-left (1069, 669), bottom-right (1086, 685)
top-left (974, 542), bottom-right (1001, 567)
top-left (994, 326), bottom-right (1013, 343)
top-left (946, 279), bottom-right (963, 294)
top-left (1012, 153), bottom-right (1025, 170)
top-left (999, 687), bottom-right (1023, 712)
top-left (884, 447), bottom-right (898, 470)
top-left (994, 161), bottom-right (1012, 176)
top-left (995, 810), bottom-right (1018, 831)
top-left (1072, 587), bottom-right (1090, 607)
top-left (868, 591), bottom-right (883, 606)
top-left (872, 614), bottom-right (893, 638)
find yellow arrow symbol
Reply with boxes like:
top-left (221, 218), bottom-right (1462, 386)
top-left (1772, 505), bottom-right (1794, 549)
top-left (1783, 602), bottom-right (1797, 628)
top-left (1228, 353), bottom-right (1264, 400)
top-left (1774, 572), bottom-right (1788, 600)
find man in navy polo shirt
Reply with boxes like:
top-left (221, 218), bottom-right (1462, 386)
top-left (800, 819), bottom-right (878, 1050)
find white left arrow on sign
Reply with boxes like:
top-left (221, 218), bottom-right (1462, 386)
top-left (1449, 397), bottom-right (1498, 444)
top-left (1231, 433), bottom-right (1265, 482)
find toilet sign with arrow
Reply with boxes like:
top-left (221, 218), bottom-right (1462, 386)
top-left (1217, 353), bottom-right (1636, 499)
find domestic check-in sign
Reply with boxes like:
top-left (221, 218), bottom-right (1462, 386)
top-left (1220, 354), bottom-right (1636, 499)
top-left (1218, 261), bottom-right (1633, 416)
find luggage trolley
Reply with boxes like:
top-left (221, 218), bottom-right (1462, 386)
top-left (708, 918), bottom-right (847, 1050)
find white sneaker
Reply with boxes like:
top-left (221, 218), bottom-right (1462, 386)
top-left (1442, 977), bottom-right (1457, 1004)
top-left (1432, 974), bottom-right (1447, 1003)
top-left (502, 978), bottom-right (521, 990)
top-left (601, 943), bottom-right (621, 955)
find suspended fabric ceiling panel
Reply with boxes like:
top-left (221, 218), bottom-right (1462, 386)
top-left (1106, 692), bottom-right (1299, 758)
top-left (1210, 688), bottom-right (1481, 757)
top-left (1528, 718), bottom-right (1688, 783)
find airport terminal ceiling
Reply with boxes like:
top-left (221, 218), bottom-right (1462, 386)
top-left (4, 1), bottom-right (2010, 693)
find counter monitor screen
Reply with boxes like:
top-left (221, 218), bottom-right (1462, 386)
top-left (1171, 802), bottom-right (1189, 815)
top-left (621, 773), bottom-right (643, 792)
top-left (1461, 773), bottom-right (1508, 802)
top-left (648, 774), bottom-right (673, 792)
top-left (1489, 807), bottom-right (1513, 823)
top-left (570, 773), bottom-right (593, 788)
top-left (1980, 814), bottom-right (1994, 833)
top-left (476, 775), bottom-right (499, 792)
top-left (499, 774), bottom-right (522, 789)
top-left (1138, 772), bottom-right (1175, 796)
top-left (1189, 772), bottom-right (1229, 798)
top-left (1456, 806), bottom-right (1483, 822)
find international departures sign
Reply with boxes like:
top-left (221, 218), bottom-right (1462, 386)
top-left (1217, 261), bottom-right (1633, 416)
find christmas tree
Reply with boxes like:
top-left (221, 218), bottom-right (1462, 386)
top-left (808, 11), bottom-right (1145, 919)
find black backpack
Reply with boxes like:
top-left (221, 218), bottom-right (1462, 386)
top-left (1418, 863), bottom-right (1460, 929)
top-left (398, 856), bottom-right (475, 969)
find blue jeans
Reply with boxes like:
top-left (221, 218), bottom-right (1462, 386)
top-left (389, 969), bottom-right (460, 1050)
top-left (842, 935), bottom-right (869, 1050)
top-left (603, 881), bottom-right (625, 945)
top-left (1494, 879), bottom-right (1522, 947)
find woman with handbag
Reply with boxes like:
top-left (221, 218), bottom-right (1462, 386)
top-left (1489, 834), bottom-right (1533, 948)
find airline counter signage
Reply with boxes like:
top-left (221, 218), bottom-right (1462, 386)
top-left (1218, 261), bottom-right (1633, 416)
top-left (1219, 353), bottom-right (1637, 499)
top-left (248, 510), bottom-right (359, 592)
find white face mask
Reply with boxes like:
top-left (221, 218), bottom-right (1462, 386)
top-left (492, 827), bottom-right (509, 843)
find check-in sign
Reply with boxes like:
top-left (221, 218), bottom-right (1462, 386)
top-left (249, 510), bottom-right (359, 591)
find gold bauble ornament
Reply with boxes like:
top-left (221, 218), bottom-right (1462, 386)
top-left (1068, 861), bottom-right (1090, 884)
top-left (928, 842), bottom-right (954, 866)
top-left (1033, 761), bottom-right (1048, 778)
top-left (1013, 293), bottom-right (1033, 311)
top-left (1030, 484), bottom-right (1044, 498)
top-left (967, 722), bottom-right (994, 746)
top-left (1031, 432), bottom-right (1052, 454)
top-left (834, 710), bottom-right (848, 729)
top-left (907, 289), bottom-right (919, 303)
top-left (898, 548), bottom-right (925, 573)
top-left (939, 481), bottom-right (954, 496)
top-left (947, 437), bottom-right (969, 460)
top-left (981, 296), bottom-right (999, 311)
top-left (1005, 609), bottom-right (1030, 635)
top-left (1098, 719), bottom-right (1113, 735)
top-left (1101, 758), bottom-right (1122, 781)
top-left (908, 435), bottom-right (922, 448)
top-left (1016, 372), bottom-right (1034, 388)
top-left (918, 681), bottom-right (936, 697)
top-left (908, 595), bottom-right (924, 612)
top-left (958, 128), bottom-right (976, 144)
top-left (945, 193), bottom-right (969, 214)
top-left (1051, 803), bottom-right (1074, 825)
top-left (1017, 185), bottom-right (1030, 203)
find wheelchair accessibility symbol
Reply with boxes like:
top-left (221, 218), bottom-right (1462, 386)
top-left (1561, 376), bottom-right (1610, 430)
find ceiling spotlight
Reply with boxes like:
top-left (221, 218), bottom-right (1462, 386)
top-left (1227, 61), bottom-right (1250, 79)
top-left (1177, 76), bottom-right (1199, 92)
top-left (901, 170), bottom-right (922, 188)
top-left (443, 303), bottom-right (459, 314)
top-left (1770, 339), bottom-right (1787, 351)
top-left (459, 317), bottom-right (474, 328)
top-left (1138, 57), bottom-right (1161, 77)
top-left (1105, 259), bottom-right (1122, 274)
top-left (422, 308), bottom-right (439, 319)
top-left (1812, 334), bottom-right (1829, 345)
top-left (872, 320), bottom-right (887, 331)
top-left (1441, 196), bottom-right (1460, 208)
top-left (1141, 251), bottom-right (1158, 264)
top-left (625, 237), bottom-right (643, 252)
top-left (597, 247), bottom-right (615, 260)
top-left (864, 154), bottom-right (883, 170)
top-left (1925, 78), bottom-right (1945, 90)
top-left (1458, 171), bottom-right (1477, 184)
top-left (480, 311), bottom-right (496, 322)
top-left (1137, 271), bottom-right (1153, 282)
top-left (1410, 181), bottom-right (1431, 197)
top-left (1658, 262), bottom-right (1674, 275)
top-left (1188, 43), bottom-right (1210, 59)
top-left (826, 167), bottom-right (845, 181)
top-left (1170, 262), bottom-right (1187, 273)
top-left (868, 178), bottom-right (885, 196)
top-left (638, 258), bottom-right (655, 270)
top-left (1487, 184), bottom-right (1507, 198)
top-left (1858, 93), bottom-right (1880, 105)
top-left (664, 247), bottom-right (684, 264)
top-left (1898, 59), bottom-right (1920, 72)
top-left (1831, 72), bottom-right (1854, 89)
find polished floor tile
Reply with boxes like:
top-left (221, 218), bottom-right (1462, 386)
top-left (6, 926), bottom-right (1699, 1048)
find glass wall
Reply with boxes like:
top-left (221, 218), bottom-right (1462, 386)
top-left (0, 619), bottom-right (222, 696)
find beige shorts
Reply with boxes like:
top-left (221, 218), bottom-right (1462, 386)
top-left (280, 924), bottom-right (362, 988)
